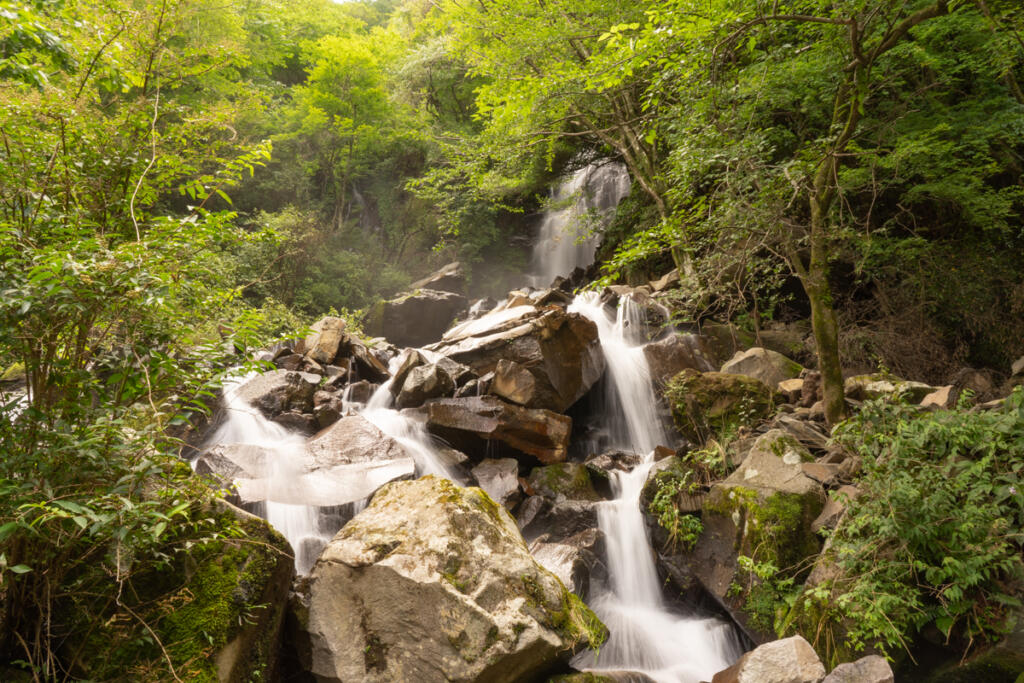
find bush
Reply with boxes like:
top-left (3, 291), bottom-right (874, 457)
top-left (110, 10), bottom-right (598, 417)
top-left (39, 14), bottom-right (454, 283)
top-left (817, 390), bottom-right (1024, 657)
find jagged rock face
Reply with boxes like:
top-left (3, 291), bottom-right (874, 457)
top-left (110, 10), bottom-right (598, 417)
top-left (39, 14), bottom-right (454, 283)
top-left (364, 289), bottom-right (468, 348)
top-left (236, 370), bottom-right (320, 419)
top-left (721, 347), bottom-right (804, 390)
top-left (428, 306), bottom-right (605, 412)
top-left (688, 431), bottom-right (825, 642)
top-left (290, 477), bottom-right (606, 683)
top-left (425, 395), bottom-right (572, 464)
top-left (710, 635), bottom-right (825, 683)
top-left (395, 363), bottom-right (456, 409)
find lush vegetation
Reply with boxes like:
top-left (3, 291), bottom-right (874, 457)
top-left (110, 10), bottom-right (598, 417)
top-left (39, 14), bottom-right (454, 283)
top-left (2, 0), bottom-right (1024, 678)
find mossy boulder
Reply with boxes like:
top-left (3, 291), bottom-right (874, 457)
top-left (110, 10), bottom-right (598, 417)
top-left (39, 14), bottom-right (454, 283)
top-left (721, 347), bottom-right (804, 390)
top-left (685, 436), bottom-right (826, 643)
top-left (528, 463), bottom-right (602, 502)
top-left (665, 369), bottom-right (779, 443)
top-left (75, 501), bottom-right (293, 682)
top-left (844, 374), bottom-right (935, 403)
top-left (291, 476), bottom-right (606, 682)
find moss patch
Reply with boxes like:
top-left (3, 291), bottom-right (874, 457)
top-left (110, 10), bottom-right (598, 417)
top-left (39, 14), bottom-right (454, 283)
top-left (665, 369), bottom-right (778, 443)
top-left (528, 463), bottom-right (600, 501)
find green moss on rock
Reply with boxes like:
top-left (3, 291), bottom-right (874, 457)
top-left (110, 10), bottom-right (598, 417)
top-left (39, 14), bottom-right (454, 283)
top-left (665, 369), bottom-right (778, 443)
top-left (528, 463), bottom-right (600, 501)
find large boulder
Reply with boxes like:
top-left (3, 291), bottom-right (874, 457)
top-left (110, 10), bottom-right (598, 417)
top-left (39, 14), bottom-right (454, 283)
top-left (408, 261), bottom-right (467, 295)
top-left (470, 458), bottom-right (522, 508)
top-left (428, 305), bottom-right (604, 412)
top-left (691, 431), bottom-right (825, 641)
top-left (305, 316), bottom-right (349, 365)
top-left (711, 635), bottom-right (825, 683)
top-left (527, 463), bottom-right (602, 502)
top-left (642, 333), bottom-right (717, 387)
top-left (236, 370), bottom-right (321, 419)
top-left (721, 347), bottom-right (804, 389)
top-left (364, 289), bottom-right (468, 348)
top-left (665, 369), bottom-right (778, 443)
top-left (425, 395), bottom-right (572, 464)
top-left (290, 477), bottom-right (607, 682)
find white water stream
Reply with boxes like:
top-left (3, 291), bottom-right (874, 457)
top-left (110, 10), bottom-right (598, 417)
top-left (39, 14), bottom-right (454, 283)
top-left (201, 370), bottom-right (460, 574)
top-left (530, 161), bottom-right (630, 286)
top-left (568, 295), bottom-right (742, 681)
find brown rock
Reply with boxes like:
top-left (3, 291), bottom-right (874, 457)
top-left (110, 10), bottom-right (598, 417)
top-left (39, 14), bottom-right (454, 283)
top-left (305, 316), bottom-right (349, 365)
top-left (643, 333), bottom-right (717, 387)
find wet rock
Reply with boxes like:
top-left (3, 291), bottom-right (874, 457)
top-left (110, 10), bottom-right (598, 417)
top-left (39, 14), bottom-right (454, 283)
top-left (343, 380), bottom-right (378, 405)
top-left (710, 635), bottom-right (825, 683)
top-left (428, 306), bottom-right (604, 412)
top-left (395, 363), bottom-right (456, 409)
top-left (528, 463), bottom-right (602, 502)
top-left (529, 528), bottom-right (604, 598)
top-left (584, 450), bottom-right (643, 477)
top-left (665, 369), bottom-right (778, 443)
top-left (313, 393), bottom-right (344, 429)
top-left (236, 370), bottom-right (320, 419)
top-left (364, 288), bottom-right (468, 348)
top-left (408, 261), bottom-right (466, 295)
top-left (844, 374), bottom-right (934, 402)
top-left (291, 477), bottom-right (606, 682)
top-left (305, 316), bottom-right (349, 365)
top-left (273, 410), bottom-right (319, 434)
top-left (425, 395), bottom-right (572, 464)
top-left (518, 497), bottom-right (599, 544)
top-left (643, 333), bottom-right (717, 387)
top-left (194, 443), bottom-right (270, 493)
top-left (822, 655), bottom-right (893, 683)
top-left (389, 349), bottom-right (427, 392)
top-left (721, 347), bottom-right (804, 389)
top-left (471, 458), bottom-right (522, 508)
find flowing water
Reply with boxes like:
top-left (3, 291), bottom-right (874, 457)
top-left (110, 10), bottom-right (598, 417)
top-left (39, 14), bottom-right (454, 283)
top-left (530, 161), bottom-right (630, 287)
top-left (569, 293), bottom-right (743, 682)
top-left (201, 370), bottom-right (461, 574)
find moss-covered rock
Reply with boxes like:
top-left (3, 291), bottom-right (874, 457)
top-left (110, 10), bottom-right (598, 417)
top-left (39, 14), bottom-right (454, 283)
top-left (75, 501), bottom-right (293, 682)
top-left (528, 463), bottom-right (602, 502)
top-left (682, 446), bottom-right (825, 643)
top-left (291, 476), bottom-right (606, 682)
top-left (844, 373), bottom-right (935, 403)
top-left (665, 369), bottom-right (779, 443)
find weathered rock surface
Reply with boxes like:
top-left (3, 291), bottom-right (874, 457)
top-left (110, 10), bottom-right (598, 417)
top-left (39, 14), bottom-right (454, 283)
top-left (395, 363), bottom-right (456, 409)
top-left (408, 261), bottom-right (467, 295)
top-left (642, 333), bottom-right (717, 387)
top-left (428, 305), bottom-right (604, 412)
top-left (529, 528), bottom-right (604, 599)
top-left (291, 477), bottom-right (606, 683)
top-left (236, 370), bottom-right (320, 419)
top-left (822, 655), bottom-right (894, 683)
top-left (528, 463), bottom-right (602, 502)
top-left (844, 373), bottom-right (934, 402)
top-left (364, 288), bottom-right (468, 348)
top-left (689, 431), bottom-right (825, 641)
top-left (470, 458), bottom-right (522, 508)
top-left (721, 347), bottom-right (804, 389)
top-left (710, 635), bottom-right (825, 683)
top-left (425, 396), bottom-right (572, 464)
top-left (305, 316), bottom-right (349, 365)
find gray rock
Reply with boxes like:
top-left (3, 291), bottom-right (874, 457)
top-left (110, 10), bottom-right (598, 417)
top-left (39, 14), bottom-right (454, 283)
top-left (425, 395), bottom-right (572, 464)
top-left (643, 333), bottom-right (717, 387)
top-left (235, 370), bottom-right (320, 419)
top-left (364, 288), bottom-right (468, 348)
top-left (408, 261), bottom-right (466, 295)
top-left (395, 363), bottom-right (455, 409)
top-left (470, 458), bottom-right (521, 508)
top-left (844, 374), bottom-right (934, 402)
top-left (529, 528), bottom-right (604, 599)
top-left (721, 347), bottom-right (804, 389)
top-left (711, 635), bottom-right (825, 683)
top-left (291, 477), bottom-right (606, 682)
top-left (822, 655), bottom-right (893, 683)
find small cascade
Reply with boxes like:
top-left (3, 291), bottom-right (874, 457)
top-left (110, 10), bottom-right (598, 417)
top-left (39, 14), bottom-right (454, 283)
top-left (530, 161), bottom-right (630, 287)
top-left (204, 374), bottom-right (328, 574)
top-left (569, 293), bottom-right (743, 682)
top-left (201, 369), bottom-right (463, 575)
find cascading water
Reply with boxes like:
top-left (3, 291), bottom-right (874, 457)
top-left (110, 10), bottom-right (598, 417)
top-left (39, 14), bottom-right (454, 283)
top-left (201, 366), bottom-right (462, 574)
top-left (569, 292), bottom-right (743, 682)
top-left (530, 161), bottom-right (630, 287)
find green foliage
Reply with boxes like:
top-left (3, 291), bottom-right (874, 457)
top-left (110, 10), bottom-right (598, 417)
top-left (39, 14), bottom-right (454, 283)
top-left (647, 470), bottom-right (704, 552)
top-left (822, 390), bottom-right (1024, 656)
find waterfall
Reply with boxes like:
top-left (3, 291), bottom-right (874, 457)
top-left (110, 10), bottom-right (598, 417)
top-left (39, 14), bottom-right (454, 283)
top-left (200, 368), bottom-right (462, 575)
top-left (569, 293), bottom-right (743, 682)
top-left (530, 161), bottom-right (630, 287)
